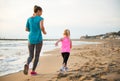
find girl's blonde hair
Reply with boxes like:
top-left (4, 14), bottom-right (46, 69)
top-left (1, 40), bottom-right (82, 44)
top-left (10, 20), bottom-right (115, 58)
top-left (63, 29), bottom-right (70, 37)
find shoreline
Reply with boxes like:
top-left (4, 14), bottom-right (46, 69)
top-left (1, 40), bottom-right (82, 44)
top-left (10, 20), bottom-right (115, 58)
top-left (0, 39), bottom-right (120, 81)
top-left (0, 39), bottom-right (81, 41)
top-left (0, 40), bottom-right (100, 77)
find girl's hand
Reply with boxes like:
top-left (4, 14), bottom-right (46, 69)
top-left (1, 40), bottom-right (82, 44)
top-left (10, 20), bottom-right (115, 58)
top-left (55, 43), bottom-right (58, 46)
top-left (55, 38), bottom-right (62, 46)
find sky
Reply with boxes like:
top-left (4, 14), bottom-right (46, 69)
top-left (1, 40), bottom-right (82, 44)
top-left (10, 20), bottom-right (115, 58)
top-left (0, 0), bottom-right (120, 39)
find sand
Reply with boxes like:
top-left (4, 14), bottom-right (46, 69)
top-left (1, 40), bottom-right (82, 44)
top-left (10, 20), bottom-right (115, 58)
top-left (0, 39), bottom-right (120, 81)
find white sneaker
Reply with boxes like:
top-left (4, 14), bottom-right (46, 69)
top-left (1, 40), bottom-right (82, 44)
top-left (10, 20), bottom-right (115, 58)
top-left (65, 67), bottom-right (68, 72)
top-left (60, 66), bottom-right (65, 72)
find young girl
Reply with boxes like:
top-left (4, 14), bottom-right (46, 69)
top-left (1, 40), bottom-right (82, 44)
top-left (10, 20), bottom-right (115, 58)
top-left (23, 5), bottom-right (47, 75)
top-left (55, 29), bottom-right (72, 72)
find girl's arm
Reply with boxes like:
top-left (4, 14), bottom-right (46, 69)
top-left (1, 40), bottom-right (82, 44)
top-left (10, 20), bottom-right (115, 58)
top-left (40, 20), bottom-right (47, 35)
top-left (70, 39), bottom-right (72, 49)
top-left (55, 38), bottom-right (63, 46)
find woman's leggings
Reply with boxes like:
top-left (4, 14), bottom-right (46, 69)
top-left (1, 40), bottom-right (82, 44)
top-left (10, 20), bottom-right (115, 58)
top-left (61, 52), bottom-right (70, 66)
top-left (27, 41), bottom-right (43, 71)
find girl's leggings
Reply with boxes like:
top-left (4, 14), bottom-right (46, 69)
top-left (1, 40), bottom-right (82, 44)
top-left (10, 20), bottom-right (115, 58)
top-left (61, 52), bottom-right (70, 66)
top-left (27, 41), bottom-right (43, 71)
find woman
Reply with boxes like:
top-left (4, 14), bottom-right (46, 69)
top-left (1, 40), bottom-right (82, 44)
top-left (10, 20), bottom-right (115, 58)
top-left (23, 5), bottom-right (47, 75)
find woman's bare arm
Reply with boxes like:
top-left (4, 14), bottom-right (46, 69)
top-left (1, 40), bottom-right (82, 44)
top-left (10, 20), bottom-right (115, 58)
top-left (40, 20), bottom-right (47, 35)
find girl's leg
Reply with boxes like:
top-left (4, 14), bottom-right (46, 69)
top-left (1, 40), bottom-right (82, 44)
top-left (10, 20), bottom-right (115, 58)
top-left (32, 41), bottom-right (43, 71)
top-left (60, 52), bottom-right (70, 72)
top-left (27, 43), bottom-right (35, 65)
top-left (61, 53), bottom-right (65, 66)
top-left (64, 52), bottom-right (70, 67)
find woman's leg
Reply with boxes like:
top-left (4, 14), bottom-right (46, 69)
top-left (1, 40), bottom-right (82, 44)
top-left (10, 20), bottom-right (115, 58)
top-left (24, 43), bottom-right (35, 75)
top-left (27, 43), bottom-right (35, 65)
top-left (32, 41), bottom-right (43, 71)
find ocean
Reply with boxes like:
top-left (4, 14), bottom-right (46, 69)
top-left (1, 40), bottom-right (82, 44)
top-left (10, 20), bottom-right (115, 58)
top-left (0, 40), bottom-right (99, 76)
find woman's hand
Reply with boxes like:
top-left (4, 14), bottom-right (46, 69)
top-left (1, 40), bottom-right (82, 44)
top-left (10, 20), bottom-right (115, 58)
top-left (43, 31), bottom-right (47, 35)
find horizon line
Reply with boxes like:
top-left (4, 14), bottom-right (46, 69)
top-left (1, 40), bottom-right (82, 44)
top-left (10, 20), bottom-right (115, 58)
top-left (0, 38), bottom-right (80, 41)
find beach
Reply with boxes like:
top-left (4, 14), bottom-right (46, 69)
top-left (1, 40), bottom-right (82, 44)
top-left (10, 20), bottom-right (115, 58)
top-left (0, 39), bottom-right (120, 81)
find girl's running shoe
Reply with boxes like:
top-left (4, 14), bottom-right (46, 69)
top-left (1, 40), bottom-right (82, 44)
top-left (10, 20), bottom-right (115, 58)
top-left (60, 66), bottom-right (65, 72)
top-left (65, 67), bottom-right (68, 72)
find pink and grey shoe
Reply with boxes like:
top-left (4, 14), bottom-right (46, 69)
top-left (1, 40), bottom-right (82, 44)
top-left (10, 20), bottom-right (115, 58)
top-left (31, 71), bottom-right (37, 75)
top-left (23, 64), bottom-right (29, 75)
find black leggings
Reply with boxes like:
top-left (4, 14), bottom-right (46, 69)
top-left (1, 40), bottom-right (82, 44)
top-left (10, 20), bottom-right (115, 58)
top-left (61, 52), bottom-right (70, 66)
top-left (27, 41), bottom-right (43, 71)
